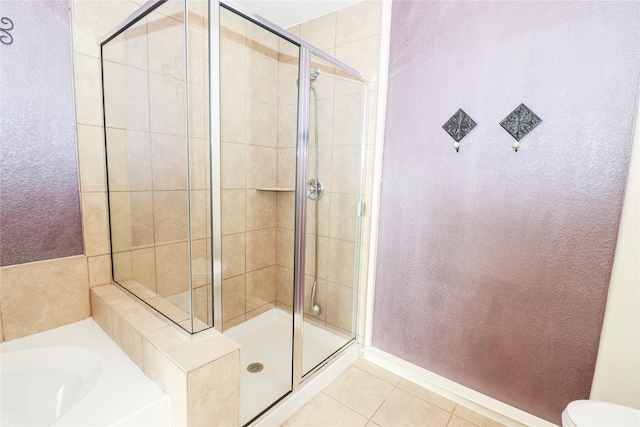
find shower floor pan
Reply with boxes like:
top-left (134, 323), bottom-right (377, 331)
top-left (224, 308), bottom-right (350, 425)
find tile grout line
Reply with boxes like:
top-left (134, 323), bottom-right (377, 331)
top-left (320, 390), bottom-right (367, 420)
top-left (445, 404), bottom-right (457, 427)
top-left (350, 362), bottom-right (490, 427)
top-left (366, 382), bottom-right (393, 425)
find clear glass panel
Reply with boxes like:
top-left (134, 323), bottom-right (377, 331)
top-left (102, 0), bottom-right (212, 334)
top-left (186, 0), bottom-right (212, 333)
top-left (218, 6), bottom-right (298, 424)
top-left (303, 54), bottom-right (366, 376)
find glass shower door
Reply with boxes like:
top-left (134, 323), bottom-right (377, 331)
top-left (302, 53), bottom-right (368, 377)
top-left (218, 6), bottom-right (299, 424)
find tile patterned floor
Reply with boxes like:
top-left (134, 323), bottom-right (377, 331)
top-left (283, 359), bottom-right (507, 427)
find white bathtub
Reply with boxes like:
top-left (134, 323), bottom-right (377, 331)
top-left (0, 318), bottom-right (170, 426)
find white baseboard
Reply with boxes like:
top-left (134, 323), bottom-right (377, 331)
top-left (363, 347), bottom-right (558, 427)
top-left (254, 344), bottom-right (360, 427)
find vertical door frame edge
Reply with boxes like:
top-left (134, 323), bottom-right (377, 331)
top-left (209, 0), bottom-right (223, 332)
top-left (293, 45), bottom-right (311, 390)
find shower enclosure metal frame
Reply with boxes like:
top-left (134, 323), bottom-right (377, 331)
top-left (100, 0), bottom-right (370, 396)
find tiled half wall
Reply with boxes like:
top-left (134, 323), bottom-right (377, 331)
top-left (91, 284), bottom-right (240, 426)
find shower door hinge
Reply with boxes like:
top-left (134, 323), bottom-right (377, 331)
top-left (357, 201), bottom-right (365, 217)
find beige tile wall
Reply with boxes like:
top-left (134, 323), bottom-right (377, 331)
top-left (272, 26), bottom-right (300, 326)
top-left (220, 8), bottom-right (282, 330)
top-left (0, 256), bottom-right (91, 341)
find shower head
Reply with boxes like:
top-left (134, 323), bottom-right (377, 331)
top-left (297, 67), bottom-right (322, 88)
top-left (310, 67), bottom-right (321, 81)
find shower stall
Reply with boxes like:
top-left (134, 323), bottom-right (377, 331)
top-left (100, 0), bottom-right (369, 424)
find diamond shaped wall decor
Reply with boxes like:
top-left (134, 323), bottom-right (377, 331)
top-left (442, 109), bottom-right (477, 152)
top-left (500, 103), bottom-right (542, 151)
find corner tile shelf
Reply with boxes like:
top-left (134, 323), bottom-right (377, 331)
top-left (256, 187), bottom-right (295, 192)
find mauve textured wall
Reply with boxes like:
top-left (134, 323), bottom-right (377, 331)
top-left (373, 1), bottom-right (640, 423)
top-left (0, 0), bottom-right (83, 266)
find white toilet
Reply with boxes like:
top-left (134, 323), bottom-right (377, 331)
top-left (562, 400), bottom-right (640, 427)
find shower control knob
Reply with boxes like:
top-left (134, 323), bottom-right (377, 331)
top-left (307, 178), bottom-right (325, 201)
